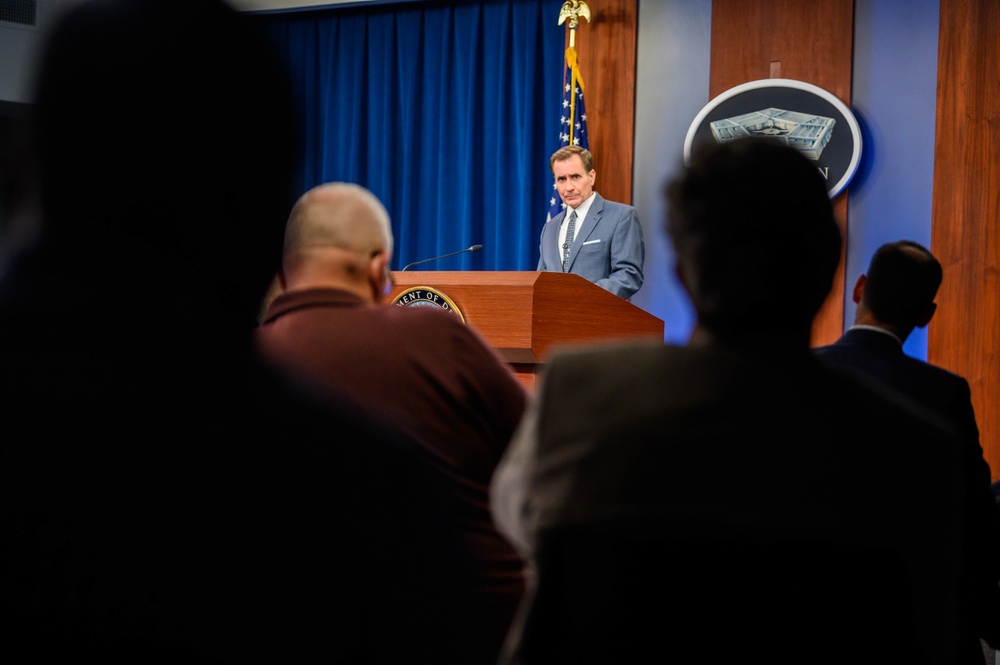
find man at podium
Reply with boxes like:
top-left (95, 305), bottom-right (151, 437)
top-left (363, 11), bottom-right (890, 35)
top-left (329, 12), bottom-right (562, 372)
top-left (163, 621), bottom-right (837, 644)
top-left (537, 146), bottom-right (645, 299)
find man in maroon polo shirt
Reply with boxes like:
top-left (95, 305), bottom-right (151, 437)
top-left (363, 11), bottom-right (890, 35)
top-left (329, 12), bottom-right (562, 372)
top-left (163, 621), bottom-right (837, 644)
top-left (256, 182), bottom-right (528, 665)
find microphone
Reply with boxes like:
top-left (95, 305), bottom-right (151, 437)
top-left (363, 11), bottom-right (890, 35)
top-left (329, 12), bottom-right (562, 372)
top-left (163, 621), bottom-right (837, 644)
top-left (401, 244), bottom-right (483, 271)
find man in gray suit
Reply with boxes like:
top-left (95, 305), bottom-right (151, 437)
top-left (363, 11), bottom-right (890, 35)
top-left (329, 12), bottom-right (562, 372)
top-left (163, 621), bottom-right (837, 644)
top-left (537, 146), bottom-right (644, 299)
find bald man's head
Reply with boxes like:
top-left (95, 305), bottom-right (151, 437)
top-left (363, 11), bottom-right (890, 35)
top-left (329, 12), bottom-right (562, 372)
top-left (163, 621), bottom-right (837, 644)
top-left (284, 182), bottom-right (393, 258)
top-left (278, 183), bottom-right (394, 303)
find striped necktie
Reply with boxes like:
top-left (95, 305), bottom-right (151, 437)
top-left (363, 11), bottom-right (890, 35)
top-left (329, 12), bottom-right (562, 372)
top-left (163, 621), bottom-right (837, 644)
top-left (562, 209), bottom-right (577, 272)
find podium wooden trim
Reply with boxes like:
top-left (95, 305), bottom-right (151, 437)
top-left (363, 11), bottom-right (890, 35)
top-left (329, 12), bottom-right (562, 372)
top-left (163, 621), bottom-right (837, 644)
top-left (387, 271), bottom-right (664, 389)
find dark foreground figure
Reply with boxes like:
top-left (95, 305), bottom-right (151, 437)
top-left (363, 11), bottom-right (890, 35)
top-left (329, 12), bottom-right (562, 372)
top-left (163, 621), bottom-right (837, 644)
top-left (0, 1), bottom-right (470, 662)
top-left (491, 138), bottom-right (968, 665)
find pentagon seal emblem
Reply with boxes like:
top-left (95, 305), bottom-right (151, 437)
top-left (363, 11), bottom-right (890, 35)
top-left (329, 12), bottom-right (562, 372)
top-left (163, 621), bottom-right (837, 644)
top-left (391, 286), bottom-right (466, 323)
top-left (684, 78), bottom-right (863, 198)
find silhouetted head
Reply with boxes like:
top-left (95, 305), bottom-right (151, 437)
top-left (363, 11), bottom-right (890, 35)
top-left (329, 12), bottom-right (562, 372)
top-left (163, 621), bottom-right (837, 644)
top-left (857, 240), bottom-right (941, 333)
top-left (665, 138), bottom-right (841, 342)
top-left (32, 0), bottom-right (298, 324)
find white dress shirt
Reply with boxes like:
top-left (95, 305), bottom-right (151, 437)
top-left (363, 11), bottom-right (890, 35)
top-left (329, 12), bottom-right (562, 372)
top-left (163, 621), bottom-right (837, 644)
top-left (557, 191), bottom-right (596, 254)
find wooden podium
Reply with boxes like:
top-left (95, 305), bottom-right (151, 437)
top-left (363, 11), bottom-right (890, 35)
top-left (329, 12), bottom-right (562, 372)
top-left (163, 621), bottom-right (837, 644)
top-left (387, 271), bottom-right (664, 389)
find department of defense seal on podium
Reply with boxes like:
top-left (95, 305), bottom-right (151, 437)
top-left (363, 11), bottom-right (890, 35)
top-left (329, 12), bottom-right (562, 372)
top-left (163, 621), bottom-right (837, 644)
top-left (391, 286), bottom-right (466, 323)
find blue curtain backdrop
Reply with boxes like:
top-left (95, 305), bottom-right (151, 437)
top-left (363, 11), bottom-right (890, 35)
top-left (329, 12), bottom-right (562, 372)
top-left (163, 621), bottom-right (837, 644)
top-left (256, 0), bottom-right (565, 272)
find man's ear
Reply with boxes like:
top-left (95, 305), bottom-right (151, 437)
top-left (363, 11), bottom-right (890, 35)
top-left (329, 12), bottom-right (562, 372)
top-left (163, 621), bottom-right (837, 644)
top-left (369, 250), bottom-right (391, 300)
top-left (915, 302), bottom-right (937, 328)
top-left (368, 252), bottom-right (384, 284)
top-left (851, 274), bottom-right (866, 304)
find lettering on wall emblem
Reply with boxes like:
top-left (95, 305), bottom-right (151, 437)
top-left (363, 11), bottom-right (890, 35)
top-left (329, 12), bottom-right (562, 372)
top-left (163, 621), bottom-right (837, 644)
top-left (684, 78), bottom-right (863, 198)
top-left (391, 286), bottom-right (466, 323)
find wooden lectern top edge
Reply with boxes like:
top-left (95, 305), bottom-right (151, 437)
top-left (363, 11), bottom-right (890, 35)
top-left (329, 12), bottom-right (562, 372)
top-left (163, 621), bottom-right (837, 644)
top-left (387, 270), bottom-right (664, 364)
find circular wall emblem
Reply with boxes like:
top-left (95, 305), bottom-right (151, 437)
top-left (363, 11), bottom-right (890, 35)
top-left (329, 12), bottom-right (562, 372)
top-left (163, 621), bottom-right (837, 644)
top-left (390, 286), bottom-right (466, 322)
top-left (684, 78), bottom-right (863, 198)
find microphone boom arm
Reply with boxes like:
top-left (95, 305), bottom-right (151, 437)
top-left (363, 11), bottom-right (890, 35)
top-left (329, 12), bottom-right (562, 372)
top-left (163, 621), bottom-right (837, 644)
top-left (400, 244), bottom-right (483, 271)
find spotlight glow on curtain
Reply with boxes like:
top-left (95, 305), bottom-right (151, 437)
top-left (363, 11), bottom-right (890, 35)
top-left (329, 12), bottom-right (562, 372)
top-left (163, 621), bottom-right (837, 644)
top-left (258, 0), bottom-right (565, 272)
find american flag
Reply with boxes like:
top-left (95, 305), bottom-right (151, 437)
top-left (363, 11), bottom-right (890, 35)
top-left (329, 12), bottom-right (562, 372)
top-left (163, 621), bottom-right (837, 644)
top-left (547, 45), bottom-right (590, 221)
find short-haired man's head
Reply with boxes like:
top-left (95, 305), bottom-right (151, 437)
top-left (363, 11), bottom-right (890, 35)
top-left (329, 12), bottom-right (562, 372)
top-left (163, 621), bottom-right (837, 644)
top-left (550, 145), bottom-right (594, 173)
top-left (665, 138), bottom-right (841, 335)
top-left (862, 240), bottom-right (941, 328)
top-left (283, 182), bottom-right (393, 259)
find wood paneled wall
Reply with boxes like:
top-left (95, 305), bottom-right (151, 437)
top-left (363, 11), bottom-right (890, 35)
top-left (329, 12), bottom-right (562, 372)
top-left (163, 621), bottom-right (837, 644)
top-left (709, 0), bottom-right (854, 346)
top-left (568, 0), bottom-right (637, 207)
top-left (930, 0), bottom-right (1000, 478)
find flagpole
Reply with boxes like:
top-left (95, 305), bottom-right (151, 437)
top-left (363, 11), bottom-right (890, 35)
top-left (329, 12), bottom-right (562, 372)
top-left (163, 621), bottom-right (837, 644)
top-left (558, 1), bottom-right (592, 146)
top-left (548, 1), bottom-right (594, 220)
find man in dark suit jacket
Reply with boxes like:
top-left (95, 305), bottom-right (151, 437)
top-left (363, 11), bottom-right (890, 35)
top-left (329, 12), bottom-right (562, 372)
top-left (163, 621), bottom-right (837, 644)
top-left (491, 139), bottom-right (967, 664)
top-left (815, 240), bottom-right (1000, 663)
top-left (537, 146), bottom-right (644, 299)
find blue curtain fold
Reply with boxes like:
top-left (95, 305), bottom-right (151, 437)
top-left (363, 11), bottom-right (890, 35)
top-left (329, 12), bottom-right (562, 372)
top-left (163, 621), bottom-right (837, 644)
top-left (258, 0), bottom-right (564, 272)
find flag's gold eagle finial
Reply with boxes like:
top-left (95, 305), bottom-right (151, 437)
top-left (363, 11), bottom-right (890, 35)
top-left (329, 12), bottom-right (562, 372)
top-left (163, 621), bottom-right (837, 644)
top-left (558, 0), bottom-right (592, 31)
